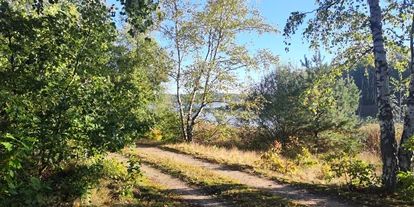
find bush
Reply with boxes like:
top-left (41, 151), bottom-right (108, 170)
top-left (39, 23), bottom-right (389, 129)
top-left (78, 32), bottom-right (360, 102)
top-left (259, 139), bottom-right (317, 174)
top-left (324, 152), bottom-right (379, 188)
top-left (101, 155), bottom-right (141, 200)
top-left (279, 136), bottom-right (318, 168)
top-left (0, 2), bottom-right (159, 204)
top-left (260, 151), bottom-right (297, 174)
top-left (147, 94), bottom-right (182, 142)
top-left (398, 171), bottom-right (414, 201)
top-left (145, 128), bottom-right (163, 141)
top-left (251, 63), bottom-right (360, 151)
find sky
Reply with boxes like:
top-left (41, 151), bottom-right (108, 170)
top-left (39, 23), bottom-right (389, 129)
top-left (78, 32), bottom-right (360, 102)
top-left (106, 0), bottom-right (324, 92)
top-left (239, 0), bottom-right (320, 64)
top-left (107, 0), bottom-right (325, 62)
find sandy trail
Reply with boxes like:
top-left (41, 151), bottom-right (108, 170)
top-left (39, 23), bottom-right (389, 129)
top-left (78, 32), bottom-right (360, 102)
top-left (135, 145), bottom-right (359, 207)
top-left (109, 153), bottom-right (231, 207)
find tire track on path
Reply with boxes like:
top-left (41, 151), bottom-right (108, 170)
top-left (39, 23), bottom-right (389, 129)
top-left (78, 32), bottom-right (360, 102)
top-left (109, 153), bottom-right (231, 207)
top-left (135, 145), bottom-right (359, 207)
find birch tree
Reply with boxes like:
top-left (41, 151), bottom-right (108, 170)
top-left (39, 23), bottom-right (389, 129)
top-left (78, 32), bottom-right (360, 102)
top-left (367, 0), bottom-right (398, 190)
top-left (159, 0), bottom-right (278, 142)
top-left (398, 0), bottom-right (414, 172)
top-left (284, 0), bottom-right (413, 191)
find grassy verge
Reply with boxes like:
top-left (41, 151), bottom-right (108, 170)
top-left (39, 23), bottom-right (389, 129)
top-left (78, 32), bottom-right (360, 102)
top-left (156, 142), bottom-right (411, 207)
top-left (126, 148), bottom-right (302, 207)
top-left (84, 177), bottom-right (191, 207)
top-left (76, 156), bottom-right (192, 207)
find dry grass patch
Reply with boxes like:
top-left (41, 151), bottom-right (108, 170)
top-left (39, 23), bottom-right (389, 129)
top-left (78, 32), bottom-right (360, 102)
top-left (163, 142), bottom-right (338, 185)
top-left (165, 142), bottom-right (261, 167)
top-left (127, 148), bottom-right (300, 207)
top-left (157, 142), bottom-right (407, 206)
top-left (360, 123), bottom-right (403, 154)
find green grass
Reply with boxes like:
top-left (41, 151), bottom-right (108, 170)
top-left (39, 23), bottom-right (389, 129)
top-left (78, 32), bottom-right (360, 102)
top-left (126, 148), bottom-right (302, 207)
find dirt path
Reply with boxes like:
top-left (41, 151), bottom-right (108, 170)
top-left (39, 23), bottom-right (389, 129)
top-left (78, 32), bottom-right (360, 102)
top-left (108, 153), bottom-right (231, 207)
top-left (135, 145), bottom-right (359, 207)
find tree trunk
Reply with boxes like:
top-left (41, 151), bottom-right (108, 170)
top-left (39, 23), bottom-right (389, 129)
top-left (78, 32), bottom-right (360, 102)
top-left (186, 122), bottom-right (194, 142)
top-left (399, 14), bottom-right (414, 172)
top-left (368, 0), bottom-right (398, 192)
top-left (172, 0), bottom-right (188, 142)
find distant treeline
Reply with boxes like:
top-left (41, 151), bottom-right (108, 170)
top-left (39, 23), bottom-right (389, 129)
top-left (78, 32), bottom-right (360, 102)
top-left (345, 63), bottom-right (409, 119)
top-left (166, 93), bottom-right (242, 104)
top-left (165, 64), bottom-right (407, 119)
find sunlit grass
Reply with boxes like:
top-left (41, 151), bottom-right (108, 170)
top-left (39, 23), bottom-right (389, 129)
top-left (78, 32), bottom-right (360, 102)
top-left (162, 142), bottom-right (348, 185)
top-left (74, 157), bottom-right (192, 207)
top-left (152, 142), bottom-right (414, 206)
top-left (166, 142), bottom-right (262, 167)
top-left (126, 148), bottom-right (301, 207)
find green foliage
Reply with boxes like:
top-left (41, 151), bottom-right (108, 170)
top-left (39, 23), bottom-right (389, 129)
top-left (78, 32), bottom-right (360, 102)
top-left (324, 151), bottom-right (379, 188)
top-left (102, 156), bottom-right (142, 199)
top-left (402, 135), bottom-right (414, 152)
top-left (146, 94), bottom-right (181, 142)
top-left (116, 0), bottom-right (159, 35)
top-left (253, 60), bottom-right (360, 150)
top-left (397, 171), bottom-right (414, 201)
top-left (252, 65), bottom-right (307, 144)
top-left (0, 0), bottom-right (163, 204)
top-left (300, 65), bottom-right (361, 139)
top-left (161, 0), bottom-right (278, 142)
top-left (283, 0), bottom-right (411, 68)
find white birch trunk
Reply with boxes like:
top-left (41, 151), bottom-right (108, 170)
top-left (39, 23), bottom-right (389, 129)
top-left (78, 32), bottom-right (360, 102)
top-left (171, 0), bottom-right (188, 141)
top-left (367, 0), bottom-right (398, 191)
top-left (399, 14), bottom-right (414, 172)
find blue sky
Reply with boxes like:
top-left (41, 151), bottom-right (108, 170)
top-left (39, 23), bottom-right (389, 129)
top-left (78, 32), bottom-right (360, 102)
top-left (107, 0), bottom-right (322, 63)
top-left (107, 0), bottom-right (324, 92)
top-left (241, 0), bottom-right (321, 64)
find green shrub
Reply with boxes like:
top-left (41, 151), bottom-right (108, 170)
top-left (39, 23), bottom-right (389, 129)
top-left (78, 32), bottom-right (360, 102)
top-left (252, 63), bottom-right (360, 151)
top-left (259, 140), bottom-right (297, 174)
top-left (102, 156), bottom-right (141, 200)
top-left (280, 136), bottom-right (317, 167)
top-left (398, 171), bottom-right (414, 201)
top-left (146, 94), bottom-right (182, 142)
top-left (324, 152), bottom-right (379, 187)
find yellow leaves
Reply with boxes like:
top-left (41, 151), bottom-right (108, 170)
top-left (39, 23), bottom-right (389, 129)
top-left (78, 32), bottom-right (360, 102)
top-left (44, 3), bottom-right (60, 16)
top-left (146, 128), bottom-right (163, 141)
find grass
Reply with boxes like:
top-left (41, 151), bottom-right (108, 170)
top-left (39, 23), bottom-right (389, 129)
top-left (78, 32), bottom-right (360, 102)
top-left (126, 147), bottom-right (302, 207)
top-left (73, 156), bottom-right (192, 207)
top-left (359, 123), bottom-right (403, 154)
top-left (163, 142), bottom-right (383, 183)
top-left (81, 177), bottom-right (192, 207)
top-left (161, 142), bottom-right (332, 184)
top-left (151, 141), bottom-right (410, 207)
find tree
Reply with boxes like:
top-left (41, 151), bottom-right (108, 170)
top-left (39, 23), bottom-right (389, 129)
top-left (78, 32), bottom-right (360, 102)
top-left (399, 1), bottom-right (414, 172)
top-left (283, 0), bottom-right (414, 192)
top-left (252, 65), bottom-right (307, 144)
top-left (0, 0), bottom-right (160, 203)
top-left (253, 60), bottom-right (360, 150)
top-left (367, 0), bottom-right (398, 190)
top-left (159, 0), bottom-right (278, 142)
